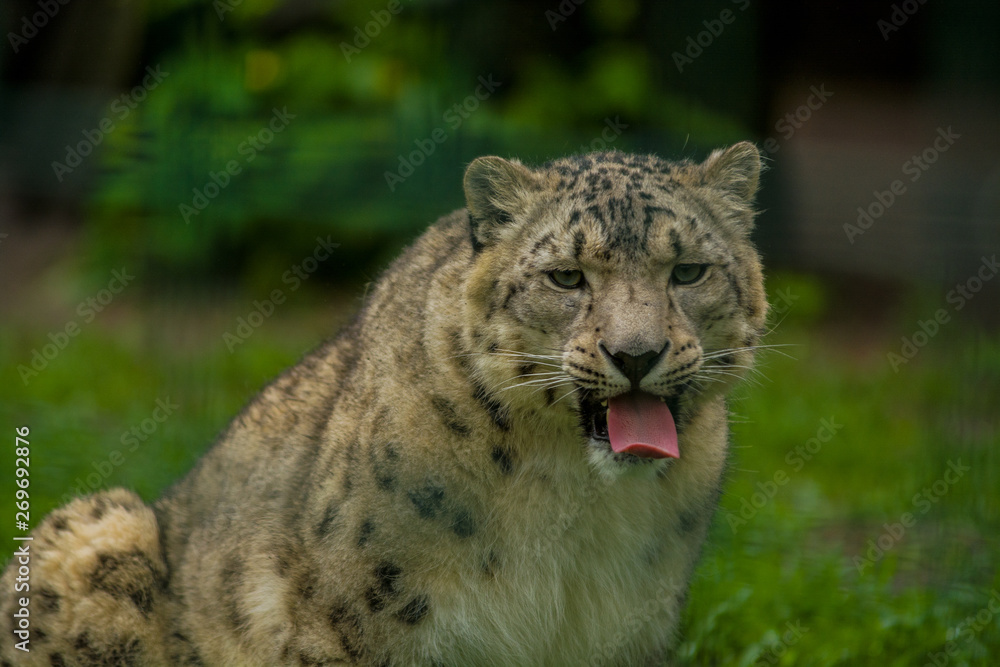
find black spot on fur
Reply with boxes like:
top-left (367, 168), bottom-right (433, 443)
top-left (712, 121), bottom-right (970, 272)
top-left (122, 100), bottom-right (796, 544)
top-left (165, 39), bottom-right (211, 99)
top-left (679, 510), bottom-right (701, 534)
top-left (365, 587), bottom-right (387, 612)
top-left (726, 269), bottom-right (745, 308)
top-left (50, 515), bottom-right (68, 532)
top-left (298, 651), bottom-right (325, 666)
top-left (316, 501), bottom-right (340, 538)
top-left (329, 603), bottom-right (365, 660)
top-left (430, 397), bottom-right (472, 437)
top-left (49, 654), bottom-right (66, 667)
top-left (472, 380), bottom-right (510, 431)
top-left (469, 217), bottom-right (486, 253)
top-left (450, 509), bottom-right (476, 538)
top-left (89, 550), bottom-right (163, 617)
top-left (168, 632), bottom-right (205, 666)
top-left (220, 555), bottom-right (249, 633)
top-left (375, 562), bottom-right (402, 594)
top-left (490, 445), bottom-right (514, 475)
top-left (297, 571), bottom-right (317, 601)
top-left (585, 204), bottom-right (605, 224)
top-left (531, 231), bottom-right (555, 253)
top-left (342, 440), bottom-right (357, 494)
top-left (73, 633), bottom-right (141, 667)
top-left (502, 284), bottom-right (520, 310)
top-left (37, 588), bottom-right (60, 614)
top-left (669, 228), bottom-right (683, 258)
top-left (396, 595), bottom-right (430, 625)
top-left (573, 230), bottom-right (586, 260)
top-left (366, 561), bottom-right (403, 612)
top-left (91, 497), bottom-right (107, 520)
top-left (370, 441), bottom-right (401, 491)
top-left (357, 518), bottom-right (375, 547)
top-left (407, 483), bottom-right (446, 520)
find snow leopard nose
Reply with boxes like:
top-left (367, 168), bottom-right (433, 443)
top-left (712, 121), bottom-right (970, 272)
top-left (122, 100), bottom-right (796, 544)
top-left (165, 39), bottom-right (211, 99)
top-left (601, 343), bottom-right (668, 387)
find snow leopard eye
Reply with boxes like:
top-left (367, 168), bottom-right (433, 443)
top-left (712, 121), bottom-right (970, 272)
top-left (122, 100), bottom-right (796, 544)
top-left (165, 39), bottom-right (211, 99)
top-left (672, 263), bottom-right (708, 285)
top-left (549, 269), bottom-right (585, 289)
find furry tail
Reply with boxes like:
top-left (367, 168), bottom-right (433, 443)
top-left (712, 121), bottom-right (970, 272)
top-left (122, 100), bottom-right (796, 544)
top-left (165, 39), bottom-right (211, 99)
top-left (0, 489), bottom-right (179, 666)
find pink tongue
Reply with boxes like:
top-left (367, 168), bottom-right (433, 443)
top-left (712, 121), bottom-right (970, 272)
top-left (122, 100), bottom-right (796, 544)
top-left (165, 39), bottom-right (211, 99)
top-left (607, 393), bottom-right (679, 459)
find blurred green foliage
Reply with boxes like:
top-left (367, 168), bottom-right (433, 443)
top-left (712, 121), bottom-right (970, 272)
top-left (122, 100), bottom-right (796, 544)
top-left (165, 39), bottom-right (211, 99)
top-left (86, 0), bottom-right (754, 283)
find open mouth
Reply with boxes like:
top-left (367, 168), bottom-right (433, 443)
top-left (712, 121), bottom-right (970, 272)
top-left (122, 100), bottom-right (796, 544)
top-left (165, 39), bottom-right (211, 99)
top-left (580, 391), bottom-right (681, 459)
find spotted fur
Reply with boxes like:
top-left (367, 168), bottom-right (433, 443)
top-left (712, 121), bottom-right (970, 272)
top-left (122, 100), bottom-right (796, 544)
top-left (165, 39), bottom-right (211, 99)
top-left (1, 144), bottom-right (767, 665)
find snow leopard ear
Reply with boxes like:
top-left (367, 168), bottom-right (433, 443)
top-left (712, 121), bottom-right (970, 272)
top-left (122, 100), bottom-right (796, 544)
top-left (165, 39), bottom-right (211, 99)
top-left (464, 156), bottom-right (540, 251)
top-left (693, 141), bottom-right (763, 234)
top-left (699, 141), bottom-right (762, 206)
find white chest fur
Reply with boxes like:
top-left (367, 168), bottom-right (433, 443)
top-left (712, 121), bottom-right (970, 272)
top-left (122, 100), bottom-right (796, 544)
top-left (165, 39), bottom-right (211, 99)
top-left (418, 451), bottom-right (693, 666)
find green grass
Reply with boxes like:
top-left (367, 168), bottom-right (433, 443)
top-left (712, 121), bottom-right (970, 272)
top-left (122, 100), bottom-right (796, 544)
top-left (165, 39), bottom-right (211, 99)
top-left (1, 270), bottom-right (997, 666)
top-left (678, 273), bottom-right (1000, 666)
